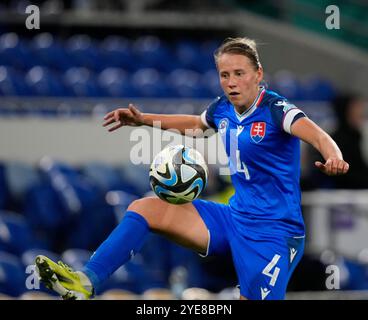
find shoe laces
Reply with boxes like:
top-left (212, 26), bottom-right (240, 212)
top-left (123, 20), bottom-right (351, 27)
top-left (58, 261), bottom-right (74, 273)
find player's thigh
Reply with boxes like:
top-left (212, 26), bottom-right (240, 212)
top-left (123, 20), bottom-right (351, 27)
top-left (127, 197), bottom-right (208, 254)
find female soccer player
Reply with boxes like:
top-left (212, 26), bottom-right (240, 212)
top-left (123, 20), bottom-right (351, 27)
top-left (36, 37), bottom-right (349, 300)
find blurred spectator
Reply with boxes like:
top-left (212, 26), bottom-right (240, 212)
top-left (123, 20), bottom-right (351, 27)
top-left (330, 94), bottom-right (368, 189)
top-left (301, 93), bottom-right (368, 190)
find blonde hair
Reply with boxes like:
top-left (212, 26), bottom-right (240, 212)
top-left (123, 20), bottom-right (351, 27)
top-left (214, 37), bottom-right (261, 70)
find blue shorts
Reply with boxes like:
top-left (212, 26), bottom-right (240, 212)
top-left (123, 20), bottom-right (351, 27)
top-left (192, 199), bottom-right (305, 300)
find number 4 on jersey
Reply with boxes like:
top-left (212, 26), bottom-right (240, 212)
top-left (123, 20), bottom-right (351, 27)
top-left (262, 254), bottom-right (281, 287)
top-left (236, 150), bottom-right (250, 180)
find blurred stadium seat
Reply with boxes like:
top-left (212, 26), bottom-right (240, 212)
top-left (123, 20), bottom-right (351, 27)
top-left (301, 75), bottom-right (336, 101)
top-left (4, 161), bottom-right (40, 206)
top-left (100, 36), bottom-right (137, 71)
top-left (82, 161), bottom-right (125, 193)
top-left (133, 36), bottom-right (174, 73)
top-left (270, 70), bottom-right (304, 101)
top-left (61, 248), bottom-right (92, 270)
top-left (0, 251), bottom-right (26, 297)
top-left (181, 287), bottom-right (214, 300)
top-left (0, 33), bottom-right (33, 70)
top-left (132, 68), bottom-right (173, 98)
top-left (0, 66), bottom-right (32, 96)
top-left (0, 211), bottom-right (36, 255)
top-left (25, 66), bottom-right (68, 97)
top-left (0, 32), bottom-right (337, 100)
top-left (31, 33), bottom-right (72, 71)
top-left (142, 288), bottom-right (175, 300)
top-left (167, 69), bottom-right (211, 98)
top-left (98, 68), bottom-right (138, 97)
top-left (118, 163), bottom-right (151, 197)
top-left (0, 163), bottom-right (9, 210)
top-left (202, 69), bottom-right (222, 97)
top-left (99, 288), bottom-right (139, 300)
top-left (63, 67), bottom-right (104, 97)
top-left (65, 35), bottom-right (103, 72)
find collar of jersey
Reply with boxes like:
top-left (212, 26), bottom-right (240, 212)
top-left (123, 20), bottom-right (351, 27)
top-left (232, 86), bottom-right (265, 122)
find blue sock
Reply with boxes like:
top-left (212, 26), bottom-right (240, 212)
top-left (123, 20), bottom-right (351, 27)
top-left (82, 211), bottom-right (150, 293)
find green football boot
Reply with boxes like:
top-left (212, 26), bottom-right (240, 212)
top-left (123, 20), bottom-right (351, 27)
top-left (35, 255), bottom-right (93, 300)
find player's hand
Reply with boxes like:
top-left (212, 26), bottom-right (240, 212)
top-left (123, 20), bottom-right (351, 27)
top-left (315, 158), bottom-right (350, 176)
top-left (102, 104), bottom-right (145, 132)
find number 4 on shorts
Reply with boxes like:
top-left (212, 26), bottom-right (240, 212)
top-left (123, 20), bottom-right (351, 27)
top-left (262, 254), bottom-right (281, 287)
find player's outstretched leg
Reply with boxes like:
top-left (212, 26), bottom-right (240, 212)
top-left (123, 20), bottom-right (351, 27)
top-left (35, 255), bottom-right (93, 300)
top-left (35, 197), bottom-right (208, 299)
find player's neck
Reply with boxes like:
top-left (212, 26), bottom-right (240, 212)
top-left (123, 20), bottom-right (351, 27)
top-left (235, 87), bottom-right (260, 114)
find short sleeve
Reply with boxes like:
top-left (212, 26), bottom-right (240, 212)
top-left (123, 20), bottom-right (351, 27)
top-left (269, 99), bottom-right (307, 134)
top-left (200, 96), bottom-right (221, 131)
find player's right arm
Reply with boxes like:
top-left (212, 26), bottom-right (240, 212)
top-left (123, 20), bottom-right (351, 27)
top-left (102, 104), bottom-right (209, 136)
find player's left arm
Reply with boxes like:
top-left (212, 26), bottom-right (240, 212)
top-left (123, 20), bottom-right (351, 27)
top-left (290, 117), bottom-right (349, 176)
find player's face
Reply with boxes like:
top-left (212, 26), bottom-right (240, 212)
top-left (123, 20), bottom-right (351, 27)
top-left (217, 53), bottom-right (263, 109)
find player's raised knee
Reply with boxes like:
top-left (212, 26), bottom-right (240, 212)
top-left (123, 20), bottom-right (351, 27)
top-left (127, 197), bottom-right (168, 223)
top-left (128, 198), bottom-right (153, 213)
top-left (127, 197), bottom-right (176, 231)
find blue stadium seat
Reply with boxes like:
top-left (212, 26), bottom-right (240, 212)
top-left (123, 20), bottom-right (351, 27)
top-left (132, 36), bottom-right (174, 72)
top-left (25, 66), bottom-right (68, 97)
top-left (132, 68), bottom-right (173, 98)
top-left (0, 251), bottom-right (26, 297)
top-left (199, 40), bottom-right (220, 71)
top-left (301, 76), bottom-right (336, 101)
top-left (0, 66), bottom-right (32, 96)
top-left (24, 182), bottom-right (67, 229)
top-left (4, 161), bottom-right (40, 212)
top-left (65, 35), bottom-right (103, 72)
top-left (139, 233), bottom-right (172, 288)
top-left (118, 163), bottom-right (151, 197)
top-left (100, 36), bottom-right (137, 71)
top-left (98, 68), bottom-right (138, 97)
top-left (0, 211), bottom-right (36, 255)
top-left (342, 258), bottom-right (368, 290)
top-left (270, 70), bottom-right (304, 101)
top-left (24, 159), bottom-right (115, 251)
top-left (105, 190), bottom-right (139, 222)
top-left (31, 33), bottom-right (72, 71)
top-left (202, 69), bottom-right (222, 97)
top-left (99, 257), bottom-right (156, 294)
top-left (175, 40), bottom-right (201, 71)
top-left (200, 39), bottom-right (220, 55)
top-left (0, 163), bottom-right (9, 210)
top-left (175, 40), bottom-right (218, 73)
top-left (61, 248), bottom-right (92, 270)
top-left (63, 67), bottom-right (104, 97)
top-left (0, 33), bottom-right (34, 70)
top-left (4, 161), bottom-right (40, 202)
top-left (36, 159), bottom-right (116, 250)
top-left (167, 69), bottom-right (212, 98)
top-left (82, 161), bottom-right (127, 193)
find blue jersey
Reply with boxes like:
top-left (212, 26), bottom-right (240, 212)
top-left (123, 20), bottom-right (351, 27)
top-left (200, 87), bottom-right (306, 237)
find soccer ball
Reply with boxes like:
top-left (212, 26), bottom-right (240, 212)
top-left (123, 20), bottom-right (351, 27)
top-left (149, 145), bottom-right (208, 205)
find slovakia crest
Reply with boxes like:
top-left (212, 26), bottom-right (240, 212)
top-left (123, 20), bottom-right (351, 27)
top-left (250, 122), bottom-right (266, 143)
top-left (218, 118), bottom-right (229, 135)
